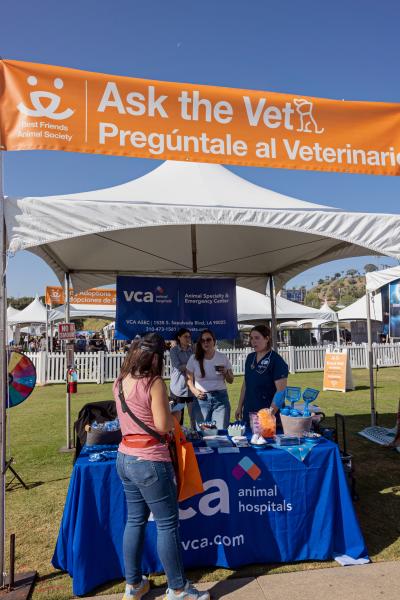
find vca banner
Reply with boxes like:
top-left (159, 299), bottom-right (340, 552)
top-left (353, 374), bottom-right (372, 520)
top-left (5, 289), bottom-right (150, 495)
top-left (389, 280), bottom-right (400, 338)
top-left (2, 59), bottom-right (400, 175)
top-left (115, 276), bottom-right (237, 340)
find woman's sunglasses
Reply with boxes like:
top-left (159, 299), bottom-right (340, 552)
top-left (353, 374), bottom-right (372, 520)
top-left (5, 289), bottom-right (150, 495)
top-left (201, 337), bottom-right (213, 343)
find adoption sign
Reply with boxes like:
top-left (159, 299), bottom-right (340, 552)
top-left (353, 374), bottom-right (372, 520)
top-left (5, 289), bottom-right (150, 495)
top-left (323, 350), bottom-right (354, 393)
top-left (2, 59), bottom-right (400, 175)
top-left (45, 286), bottom-right (116, 306)
top-left (389, 280), bottom-right (400, 338)
top-left (115, 276), bottom-right (237, 339)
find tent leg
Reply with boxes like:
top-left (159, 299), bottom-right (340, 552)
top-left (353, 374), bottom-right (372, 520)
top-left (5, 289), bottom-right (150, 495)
top-left (366, 292), bottom-right (376, 426)
top-left (268, 275), bottom-right (278, 351)
top-left (0, 151), bottom-right (7, 587)
top-left (45, 305), bottom-right (49, 352)
top-left (50, 317), bottom-right (53, 353)
top-left (64, 273), bottom-right (72, 450)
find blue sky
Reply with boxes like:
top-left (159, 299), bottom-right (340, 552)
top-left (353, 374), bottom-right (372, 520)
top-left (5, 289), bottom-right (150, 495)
top-left (2, 0), bottom-right (400, 297)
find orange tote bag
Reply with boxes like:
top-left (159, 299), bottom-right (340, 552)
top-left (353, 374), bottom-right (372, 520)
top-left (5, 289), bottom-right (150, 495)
top-left (172, 418), bottom-right (204, 502)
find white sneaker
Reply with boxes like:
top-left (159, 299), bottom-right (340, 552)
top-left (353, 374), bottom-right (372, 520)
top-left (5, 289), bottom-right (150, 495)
top-left (165, 580), bottom-right (210, 599)
top-left (122, 576), bottom-right (150, 600)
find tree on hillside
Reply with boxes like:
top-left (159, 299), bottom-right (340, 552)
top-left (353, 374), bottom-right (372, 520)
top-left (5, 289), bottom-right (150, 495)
top-left (8, 296), bottom-right (33, 310)
top-left (364, 263), bottom-right (378, 273)
top-left (334, 272), bottom-right (341, 279)
top-left (346, 269), bottom-right (358, 277)
top-left (304, 292), bottom-right (320, 308)
top-left (8, 296), bottom-right (46, 310)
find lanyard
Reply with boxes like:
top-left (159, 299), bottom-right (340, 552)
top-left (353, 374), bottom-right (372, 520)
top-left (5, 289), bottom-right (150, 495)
top-left (250, 351), bottom-right (272, 374)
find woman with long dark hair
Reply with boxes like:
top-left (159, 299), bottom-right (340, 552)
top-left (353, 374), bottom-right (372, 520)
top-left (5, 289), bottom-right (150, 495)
top-left (113, 332), bottom-right (209, 600)
top-left (186, 329), bottom-right (234, 429)
top-left (235, 325), bottom-right (288, 425)
top-left (169, 328), bottom-right (194, 426)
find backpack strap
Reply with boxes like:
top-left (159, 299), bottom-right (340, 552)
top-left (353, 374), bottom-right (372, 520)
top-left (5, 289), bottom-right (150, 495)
top-left (118, 379), bottom-right (167, 445)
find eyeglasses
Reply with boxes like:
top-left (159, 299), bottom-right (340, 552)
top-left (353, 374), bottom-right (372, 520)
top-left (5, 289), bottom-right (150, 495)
top-left (201, 337), bottom-right (213, 343)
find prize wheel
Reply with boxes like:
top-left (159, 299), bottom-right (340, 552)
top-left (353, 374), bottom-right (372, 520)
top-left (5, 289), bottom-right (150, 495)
top-left (8, 351), bottom-right (37, 408)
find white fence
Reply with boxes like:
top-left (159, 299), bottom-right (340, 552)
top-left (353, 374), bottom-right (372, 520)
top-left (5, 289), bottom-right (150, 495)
top-left (27, 343), bottom-right (400, 385)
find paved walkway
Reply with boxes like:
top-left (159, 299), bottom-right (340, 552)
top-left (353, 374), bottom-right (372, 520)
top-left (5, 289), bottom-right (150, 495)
top-left (85, 561), bottom-right (400, 599)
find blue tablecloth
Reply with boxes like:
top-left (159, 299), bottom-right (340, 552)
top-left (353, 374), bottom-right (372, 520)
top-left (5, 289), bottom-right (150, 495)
top-left (52, 440), bottom-right (368, 595)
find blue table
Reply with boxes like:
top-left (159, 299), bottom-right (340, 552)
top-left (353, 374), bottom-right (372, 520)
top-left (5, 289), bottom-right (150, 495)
top-left (52, 440), bottom-right (368, 596)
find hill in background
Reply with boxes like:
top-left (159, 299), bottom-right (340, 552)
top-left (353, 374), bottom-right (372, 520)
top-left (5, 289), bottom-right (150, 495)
top-left (301, 264), bottom-right (387, 309)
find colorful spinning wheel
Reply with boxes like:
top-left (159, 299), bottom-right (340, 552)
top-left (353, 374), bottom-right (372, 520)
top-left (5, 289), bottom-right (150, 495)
top-left (8, 351), bottom-right (37, 408)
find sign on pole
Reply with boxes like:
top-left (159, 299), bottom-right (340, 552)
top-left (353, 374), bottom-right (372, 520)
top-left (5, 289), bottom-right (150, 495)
top-left (323, 349), bottom-right (354, 393)
top-left (66, 342), bottom-right (75, 368)
top-left (58, 323), bottom-right (75, 341)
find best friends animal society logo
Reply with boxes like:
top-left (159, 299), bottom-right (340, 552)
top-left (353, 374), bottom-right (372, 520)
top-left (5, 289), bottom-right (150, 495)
top-left (13, 72), bottom-right (75, 143)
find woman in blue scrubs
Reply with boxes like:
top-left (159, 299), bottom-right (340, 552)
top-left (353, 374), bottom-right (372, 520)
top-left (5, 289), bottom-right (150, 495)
top-left (235, 325), bottom-right (288, 425)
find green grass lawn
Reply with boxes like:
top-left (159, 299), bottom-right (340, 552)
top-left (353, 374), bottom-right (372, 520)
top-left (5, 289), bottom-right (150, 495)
top-left (5, 368), bottom-right (400, 599)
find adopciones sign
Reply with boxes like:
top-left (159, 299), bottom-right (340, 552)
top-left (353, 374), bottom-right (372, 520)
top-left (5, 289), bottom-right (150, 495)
top-left (115, 276), bottom-right (237, 340)
top-left (2, 59), bottom-right (400, 175)
top-left (45, 286), bottom-right (116, 306)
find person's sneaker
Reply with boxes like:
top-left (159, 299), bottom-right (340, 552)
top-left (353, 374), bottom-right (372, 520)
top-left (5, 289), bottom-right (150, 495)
top-left (165, 580), bottom-right (210, 599)
top-left (122, 576), bottom-right (150, 600)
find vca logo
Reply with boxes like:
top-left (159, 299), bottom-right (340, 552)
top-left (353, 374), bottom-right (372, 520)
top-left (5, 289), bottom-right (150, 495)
top-left (179, 478), bottom-right (229, 520)
top-left (123, 290), bottom-right (154, 303)
top-left (17, 75), bottom-right (74, 120)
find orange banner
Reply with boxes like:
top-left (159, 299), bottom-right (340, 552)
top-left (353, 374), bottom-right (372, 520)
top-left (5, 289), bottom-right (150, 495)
top-left (2, 59), bottom-right (400, 175)
top-left (45, 286), bottom-right (116, 306)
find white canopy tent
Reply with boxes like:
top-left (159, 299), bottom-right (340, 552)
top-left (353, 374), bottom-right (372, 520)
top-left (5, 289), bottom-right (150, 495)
top-left (7, 295), bottom-right (47, 325)
top-left (279, 300), bottom-right (339, 343)
top-left (338, 293), bottom-right (382, 322)
top-left (365, 265), bottom-right (400, 293)
top-left (7, 306), bottom-right (20, 343)
top-left (5, 160), bottom-right (400, 296)
top-left (2, 159), bottom-right (400, 580)
top-left (236, 287), bottom-right (334, 323)
top-left (3, 159), bottom-right (400, 430)
top-left (363, 266), bottom-right (400, 426)
top-left (7, 306), bottom-right (20, 320)
top-left (48, 303), bottom-right (116, 322)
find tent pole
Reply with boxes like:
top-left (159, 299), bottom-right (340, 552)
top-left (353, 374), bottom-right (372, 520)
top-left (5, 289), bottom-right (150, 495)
top-left (190, 225), bottom-right (197, 273)
top-left (64, 274), bottom-right (70, 324)
top-left (336, 319), bottom-right (340, 347)
top-left (268, 275), bottom-right (278, 350)
top-left (45, 304), bottom-right (49, 352)
top-left (0, 151), bottom-right (7, 587)
top-left (49, 305), bottom-right (53, 353)
top-left (64, 273), bottom-right (72, 449)
top-left (366, 291), bottom-right (376, 426)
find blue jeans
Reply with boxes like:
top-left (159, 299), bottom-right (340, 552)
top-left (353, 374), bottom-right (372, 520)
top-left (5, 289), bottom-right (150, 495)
top-left (192, 389), bottom-right (231, 429)
top-left (116, 452), bottom-right (186, 589)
